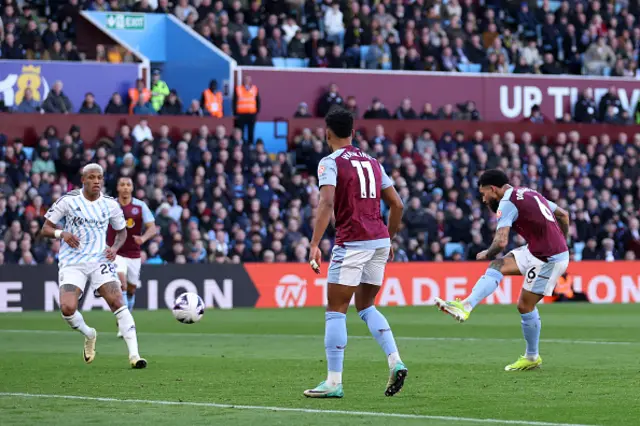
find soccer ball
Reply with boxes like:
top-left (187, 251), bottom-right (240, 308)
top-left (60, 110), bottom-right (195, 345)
top-left (172, 292), bottom-right (205, 324)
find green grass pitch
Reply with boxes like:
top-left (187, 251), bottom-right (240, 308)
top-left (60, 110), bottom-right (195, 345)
top-left (1, 304), bottom-right (639, 426)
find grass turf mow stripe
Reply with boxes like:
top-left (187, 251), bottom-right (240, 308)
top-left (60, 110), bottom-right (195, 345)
top-left (0, 329), bottom-right (635, 346)
top-left (0, 392), bottom-right (599, 426)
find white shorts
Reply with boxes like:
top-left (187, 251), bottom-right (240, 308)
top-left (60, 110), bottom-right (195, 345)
top-left (58, 262), bottom-right (119, 297)
top-left (509, 246), bottom-right (569, 296)
top-left (327, 246), bottom-right (390, 286)
top-left (114, 255), bottom-right (142, 287)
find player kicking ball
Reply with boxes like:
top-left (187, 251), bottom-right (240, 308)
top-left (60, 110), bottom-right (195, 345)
top-left (435, 169), bottom-right (570, 371)
top-left (107, 177), bottom-right (156, 338)
top-left (304, 106), bottom-right (407, 398)
top-left (41, 164), bottom-right (147, 369)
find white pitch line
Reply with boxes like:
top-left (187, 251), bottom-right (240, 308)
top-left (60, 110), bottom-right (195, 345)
top-left (0, 392), bottom-right (598, 426)
top-left (0, 329), bottom-right (636, 346)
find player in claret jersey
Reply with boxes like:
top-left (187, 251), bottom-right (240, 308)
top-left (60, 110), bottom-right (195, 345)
top-left (436, 169), bottom-right (570, 371)
top-left (107, 177), bottom-right (156, 322)
top-left (304, 106), bottom-right (407, 399)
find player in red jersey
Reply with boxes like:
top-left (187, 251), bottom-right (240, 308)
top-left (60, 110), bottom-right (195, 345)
top-left (436, 169), bottom-right (570, 371)
top-left (106, 177), bottom-right (156, 323)
top-left (304, 106), bottom-right (407, 399)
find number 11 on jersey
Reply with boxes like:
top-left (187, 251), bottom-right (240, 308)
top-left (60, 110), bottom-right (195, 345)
top-left (351, 160), bottom-right (376, 199)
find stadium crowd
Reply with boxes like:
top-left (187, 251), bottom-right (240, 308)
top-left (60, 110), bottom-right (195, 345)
top-left (2, 0), bottom-right (640, 77)
top-left (0, 118), bottom-right (639, 266)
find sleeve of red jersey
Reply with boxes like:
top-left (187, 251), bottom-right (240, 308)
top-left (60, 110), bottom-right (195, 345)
top-left (379, 162), bottom-right (393, 189)
top-left (496, 199), bottom-right (518, 229)
top-left (141, 202), bottom-right (155, 224)
top-left (317, 157), bottom-right (337, 187)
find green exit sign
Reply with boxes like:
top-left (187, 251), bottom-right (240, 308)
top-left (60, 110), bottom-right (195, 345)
top-left (105, 13), bottom-right (145, 30)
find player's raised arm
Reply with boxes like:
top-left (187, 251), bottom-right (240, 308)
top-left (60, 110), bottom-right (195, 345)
top-left (379, 164), bottom-right (403, 239)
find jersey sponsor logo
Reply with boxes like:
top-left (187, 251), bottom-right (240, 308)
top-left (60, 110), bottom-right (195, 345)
top-left (274, 274), bottom-right (307, 308)
top-left (131, 207), bottom-right (139, 215)
top-left (318, 165), bottom-right (326, 176)
top-left (70, 215), bottom-right (105, 228)
top-left (126, 218), bottom-right (136, 228)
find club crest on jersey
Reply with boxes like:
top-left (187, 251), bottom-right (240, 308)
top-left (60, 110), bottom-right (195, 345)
top-left (496, 210), bottom-right (503, 219)
top-left (131, 207), bottom-right (139, 215)
top-left (318, 165), bottom-right (326, 176)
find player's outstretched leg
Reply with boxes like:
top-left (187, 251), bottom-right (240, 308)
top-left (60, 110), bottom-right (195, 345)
top-left (304, 283), bottom-right (355, 398)
top-left (358, 306), bottom-right (407, 396)
top-left (117, 271), bottom-right (127, 339)
top-left (99, 281), bottom-right (147, 369)
top-left (126, 283), bottom-right (136, 311)
top-left (435, 257), bottom-right (517, 322)
top-left (505, 290), bottom-right (543, 371)
top-left (60, 284), bottom-right (97, 364)
top-left (304, 311), bottom-right (346, 398)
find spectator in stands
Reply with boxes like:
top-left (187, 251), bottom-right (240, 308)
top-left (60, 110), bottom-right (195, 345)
top-left (1, 33), bottom-right (24, 60)
top-left (574, 88), bottom-right (597, 123)
top-left (250, 27), bottom-right (268, 56)
top-left (63, 40), bottom-right (81, 61)
top-left (363, 97), bottom-right (391, 119)
top-left (150, 69), bottom-right (170, 112)
top-left (201, 80), bottom-right (223, 118)
top-left (78, 92), bottom-right (102, 114)
top-left (132, 119), bottom-right (153, 143)
top-left (288, 30), bottom-right (306, 59)
top-left (598, 86), bottom-right (622, 122)
top-left (540, 52), bottom-right (564, 74)
top-left (186, 99), bottom-right (204, 116)
top-left (32, 147), bottom-right (56, 174)
top-left (282, 16), bottom-right (300, 43)
top-left (345, 96), bottom-right (359, 118)
top-left (294, 102), bottom-right (311, 118)
top-left (328, 45), bottom-right (348, 68)
top-left (160, 90), bottom-right (183, 115)
top-left (42, 21), bottom-right (64, 50)
top-left (267, 28), bottom-right (287, 58)
top-left (315, 83), bottom-right (342, 118)
top-left (105, 92), bottom-right (128, 114)
top-left (233, 74), bottom-right (260, 144)
top-left (365, 34), bottom-right (391, 69)
top-left (14, 88), bottom-right (41, 114)
top-left (254, 45), bottom-right (274, 66)
top-left (133, 95), bottom-right (156, 115)
top-left (48, 40), bottom-right (65, 61)
top-left (309, 45), bottom-right (329, 68)
top-left (42, 81), bottom-right (72, 114)
top-left (128, 79), bottom-right (151, 115)
top-left (174, 0), bottom-right (198, 22)
top-left (527, 105), bottom-right (545, 123)
top-left (395, 98), bottom-right (418, 120)
top-left (583, 36), bottom-right (616, 75)
top-left (324, 1), bottom-right (345, 46)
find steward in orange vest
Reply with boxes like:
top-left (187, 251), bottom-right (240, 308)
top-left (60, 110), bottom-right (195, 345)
top-left (201, 80), bottom-right (224, 118)
top-left (233, 75), bottom-right (260, 144)
top-left (128, 78), bottom-right (151, 115)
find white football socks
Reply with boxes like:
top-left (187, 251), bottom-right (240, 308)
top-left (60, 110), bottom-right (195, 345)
top-left (63, 311), bottom-right (96, 339)
top-left (388, 351), bottom-right (402, 369)
top-left (114, 306), bottom-right (139, 358)
top-left (327, 371), bottom-right (342, 387)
